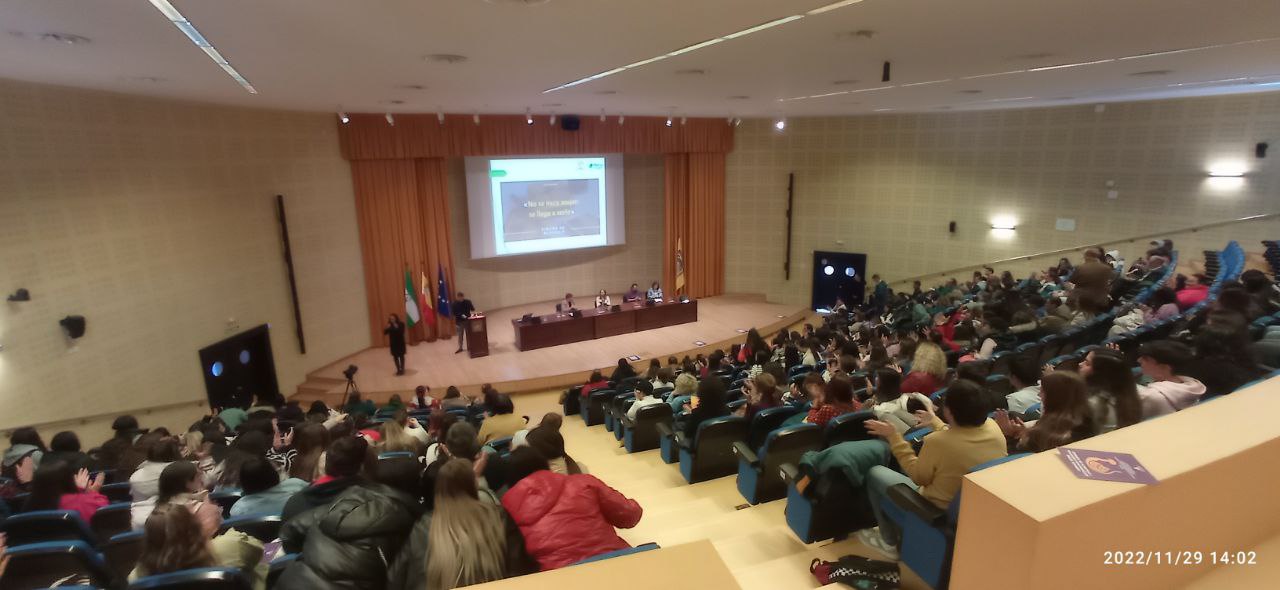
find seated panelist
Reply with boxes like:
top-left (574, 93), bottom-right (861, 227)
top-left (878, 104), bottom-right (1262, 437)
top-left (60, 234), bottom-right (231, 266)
top-left (623, 283), bottom-right (642, 303)
top-left (647, 281), bottom-right (664, 301)
top-left (559, 292), bottom-right (576, 313)
top-left (595, 289), bottom-right (612, 309)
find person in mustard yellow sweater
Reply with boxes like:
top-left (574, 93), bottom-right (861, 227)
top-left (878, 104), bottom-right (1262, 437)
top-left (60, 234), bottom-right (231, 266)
top-left (858, 379), bottom-right (1008, 559)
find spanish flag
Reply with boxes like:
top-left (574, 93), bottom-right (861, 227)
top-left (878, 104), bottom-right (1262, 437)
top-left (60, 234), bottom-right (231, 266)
top-left (674, 237), bottom-right (686, 293)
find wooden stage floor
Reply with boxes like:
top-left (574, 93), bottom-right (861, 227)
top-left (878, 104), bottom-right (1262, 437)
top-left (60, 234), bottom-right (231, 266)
top-left (296, 294), bottom-right (811, 402)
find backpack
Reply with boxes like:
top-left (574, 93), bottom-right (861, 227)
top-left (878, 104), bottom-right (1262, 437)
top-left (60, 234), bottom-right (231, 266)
top-left (810, 555), bottom-right (900, 589)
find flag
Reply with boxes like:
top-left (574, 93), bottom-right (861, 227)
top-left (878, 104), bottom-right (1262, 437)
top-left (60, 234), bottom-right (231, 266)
top-left (674, 237), bottom-right (686, 294)
top-left (437, 264), bottom-right (452, 319)
top-left (403, 269), bottom-right (421, 327)
top-left (419, 269), bottom-right (436, 329)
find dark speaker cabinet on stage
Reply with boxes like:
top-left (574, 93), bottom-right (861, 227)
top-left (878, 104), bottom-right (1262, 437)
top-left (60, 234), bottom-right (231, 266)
top-left (467, 315), bottom-right (489, 358)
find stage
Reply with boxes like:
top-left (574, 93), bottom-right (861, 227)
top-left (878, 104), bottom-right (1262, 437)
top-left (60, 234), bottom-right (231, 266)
top-left (293, 294), bottom-right (812, 404)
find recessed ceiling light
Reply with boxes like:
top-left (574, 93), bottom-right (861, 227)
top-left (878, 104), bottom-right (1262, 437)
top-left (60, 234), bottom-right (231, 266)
top-left (727, 95), bottom-right (751, 100)
top-left (832, 79), bottom-right (859, 85)
top-left (1128, 69), bottom-right (1173, 76)
top-left (873, 108), bottom-right (894, 112)
top-left (675, 68), bottom-right (706, 75)
top-left (383, 99), bottom-right (406, 105)
top-left (40, 32), bottom-right (91, 45)
top-left (594, 90), bottom-right (617, 95)
top-left (398, 84), bottom-right (427, 90)
top-left (1010, 52), bottom-right (1054, 60)
top-left (959, 89), bottom-right (983, 94)
top-left (424, 54), bottom-right (468, 64)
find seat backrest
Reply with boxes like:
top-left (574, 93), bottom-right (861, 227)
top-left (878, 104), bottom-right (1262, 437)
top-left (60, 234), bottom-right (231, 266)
top-left (747, 406), bottom-right (802, 449)
top-left (218, 513), bottom-right (283, 543)
top-left (101, 481), bottom-right (133, 503)
top-left (90, 501), bottom-right (134, 541)
top-left (946, 453), bottom-right (1033, 524)
top-left (985, 374), bottom-right (1015, 397)
top-left (127, 566), bottom-right (252, 590)
top-left (635, 402), bottom-right (674, 425)
top-left (3, 539), bottom-right (111, 589)
top-left (823, 410), bottom-right (876, 447)
top-left (759, 423), bottom-right (822, 462)
top-left (694, 415), bottom-right (747, 449)
top-left (104, 530), bottom-right (146, 583)
top-left (0, 509), bottom-right (97, 546)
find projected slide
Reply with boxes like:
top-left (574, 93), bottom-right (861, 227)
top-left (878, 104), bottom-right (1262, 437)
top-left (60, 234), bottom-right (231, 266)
top-left (487, 157), bottom-right (612, 256)
top-left (498, 178), bottom-right (601, 243)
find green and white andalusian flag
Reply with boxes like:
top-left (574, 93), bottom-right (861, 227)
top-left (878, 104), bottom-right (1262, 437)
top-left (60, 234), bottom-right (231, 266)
top-left (404, 270), bottom-right (421, 326)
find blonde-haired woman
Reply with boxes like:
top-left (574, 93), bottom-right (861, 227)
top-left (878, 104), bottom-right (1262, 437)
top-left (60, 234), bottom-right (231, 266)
top-left (901, 341), bottom-right (946, 396)
top-left (387, 459), bottom-right (533, 590)
top-left (380, 409), bottom-right (425, 456)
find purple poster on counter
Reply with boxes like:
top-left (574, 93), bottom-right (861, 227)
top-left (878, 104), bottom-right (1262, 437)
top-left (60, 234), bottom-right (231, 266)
top-left (1057, 447), bottom-right (1158, 484)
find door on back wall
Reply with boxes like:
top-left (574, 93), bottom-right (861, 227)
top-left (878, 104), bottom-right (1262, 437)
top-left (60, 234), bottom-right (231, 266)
top-left (198, 324), bottom-right (281, 410)
top-left (811, 251), bottom-right (868, 311)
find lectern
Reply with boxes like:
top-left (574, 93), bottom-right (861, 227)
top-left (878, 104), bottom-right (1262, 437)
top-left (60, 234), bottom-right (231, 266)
top-left (466, 314), bottom-right (489, 358)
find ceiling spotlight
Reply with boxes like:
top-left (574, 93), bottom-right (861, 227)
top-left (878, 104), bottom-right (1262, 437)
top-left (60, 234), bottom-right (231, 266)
top-left (618, 115), bottom-right (625, 125)
top-left (666, 116), bottom-right (673, 127)
top-left (385, 113), bottom-right (395, 126)
top-left (437, 110), bottom-right (445, 124)
top-left (526, 108), bottom-right (533, 125)
top-left (681, 116), bottom-right (687, 125)
top-left (726, 116), bottom-right (733, 125)
top-left (734, 118), bottom-right (742, 126)
top-left (600, 109), bottom-right (606, 122)
top-left (338, 112), bottom-right (350, 124)
top-left (473, 114), bottom-right (480, 125)
top-left (774, 118), bottom-right (786, 131)
top-left (549, 113), bottom-right (556, 125)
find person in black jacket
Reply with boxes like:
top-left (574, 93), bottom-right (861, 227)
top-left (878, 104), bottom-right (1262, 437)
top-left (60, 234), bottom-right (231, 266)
top-left (281, 436), bottom-right (368, 522)
top-left (453, 292), bottom-right (476, 354)
top-left (385, 314), bottom-right (407, 375)
top-left (680, 376), bottom-right (729, 439)
top-left (277, 455), bottom-right (424, 590)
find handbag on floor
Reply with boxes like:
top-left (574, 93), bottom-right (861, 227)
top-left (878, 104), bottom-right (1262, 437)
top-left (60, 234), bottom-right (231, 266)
top-left (810, 555), bottom-right (900, 589)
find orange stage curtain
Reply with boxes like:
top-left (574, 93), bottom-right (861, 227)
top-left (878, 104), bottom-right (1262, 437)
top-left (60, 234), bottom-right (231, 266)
top-left (351, 159), bottom-right (458, 346)
top-left (663, 153), bottom-right (726, 299)
top-left (339, 115), bottom-right (734, 160)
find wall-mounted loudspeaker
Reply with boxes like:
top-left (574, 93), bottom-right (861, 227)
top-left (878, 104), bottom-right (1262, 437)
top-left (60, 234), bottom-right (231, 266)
top-left (561, 115), bottom-right (581, 131)
top-left (1258, 142), bottom-right (1269, 159)
top-left (60, 315), bottom-right (86, 339)
top-left (948, 221), bottom-right (956, 234)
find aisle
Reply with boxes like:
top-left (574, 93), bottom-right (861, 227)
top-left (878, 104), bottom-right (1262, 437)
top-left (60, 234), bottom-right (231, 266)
top-left (515, 391), bottom-right (926, 590)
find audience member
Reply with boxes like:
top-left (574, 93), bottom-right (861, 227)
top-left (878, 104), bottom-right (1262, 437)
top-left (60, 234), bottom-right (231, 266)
top-left (23, 460), bottom-right (107, 523)
top-left (281, 436), bottom-right (369, 522)
top-left (740, 373), bottom-right (782, 422)
top-left (1080, 348), bottom-right (1141, 433)
top-left (288, 423), bottom-right (330, 482)
top-left (130, 437), bottom-right (184, 503)
top-left (1135, 341), bottom-right (1206, 418)
top-left (1004, 356), bottom-right (1043, 414)
top-left (440, 386), bottom-right (470, 409)
top-left (1175, 274), bottom-right (1210, 310)
top-left (43, 431), bottom-right (94, 472)
top-left (864, 368), bottom-right (923, 432)
top-left (901, 341), bottom-right (947, 395)
top-left (132, 460), bottom-right (222, 532)
top-left (859, 379), bottom-right (1007, 559)
top-left (681, 376), bottom-right (730, 439)
top-left (478, 394), bottom-right (524, 445)
top-left (501, 447), bottom-right (642, 570)
top-left (131, 503), bottom-right (266, 588)
top-left (626, 382), bottom-right (664, 421)
top-left (996, 371), bottom-right (1097, 453)
top-left (609, 358), bottom-right (637, 383)
top-left (1185, 323), bottom-right (1266, 397)
top-left (98, 415), bottom-right (145, 470)
top-left (231, 454), bottom-right (308, 517)
top-left (526, 428), bottom-right (583, 475)
top-left (805, 376), bottom-right (858, 428)
top-left (580, 371), bottom-right (611, 399)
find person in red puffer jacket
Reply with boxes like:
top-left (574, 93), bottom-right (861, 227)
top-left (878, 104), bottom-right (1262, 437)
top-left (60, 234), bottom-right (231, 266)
top-left (501, 447), bottom-right (643, 570)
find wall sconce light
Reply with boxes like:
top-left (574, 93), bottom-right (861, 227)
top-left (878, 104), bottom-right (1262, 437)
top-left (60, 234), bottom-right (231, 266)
top-left (990, 220), bottom-right (1017, 231)
top-left (1207, 162), bottom-right (1246, 177)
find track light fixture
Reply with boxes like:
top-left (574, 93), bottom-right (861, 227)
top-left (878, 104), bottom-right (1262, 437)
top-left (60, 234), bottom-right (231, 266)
top-left (385, 113), bottom-right (395, 126)
top-left (473, 114), bottom-right (480, 125)
top-left (618, 115), bottom-right (625, 125)
top-left (526, 108), bottom-right (534, 125)
top-left (774, 117), bottom-right (786, 131)
top-left (666, 115), bottom-right (673, 127)
top-left (599, 109), bottom-right (606, 122)
top-left (549, 113), bottom-right (556, 125)
top-left (681, 116), bottom-right (687, 125)
top-left (437, 110), bottom-right (445, 124)
top-left (338, 112), bottom-right (349, 124)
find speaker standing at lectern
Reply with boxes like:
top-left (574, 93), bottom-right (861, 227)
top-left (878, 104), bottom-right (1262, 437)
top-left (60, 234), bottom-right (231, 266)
top-left (453, 292), bottom-right (476, 354)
